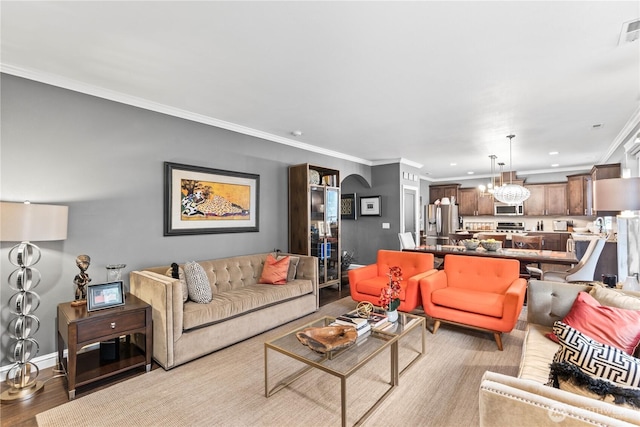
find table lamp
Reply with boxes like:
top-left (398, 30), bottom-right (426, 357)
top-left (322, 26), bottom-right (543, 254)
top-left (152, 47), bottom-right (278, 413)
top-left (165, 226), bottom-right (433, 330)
top-left (593, 177), bottom-right (640, 283)
top-left (0, 201), bottom-right (68, 401)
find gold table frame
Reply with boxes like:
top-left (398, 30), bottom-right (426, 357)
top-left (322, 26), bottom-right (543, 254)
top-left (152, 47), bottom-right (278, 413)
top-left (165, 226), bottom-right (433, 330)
top-left (264, 312), bottom-right (425, 427)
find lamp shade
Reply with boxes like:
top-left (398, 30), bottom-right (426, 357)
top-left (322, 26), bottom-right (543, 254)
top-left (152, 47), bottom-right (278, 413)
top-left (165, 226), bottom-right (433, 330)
top-left (593, 178), bottom-right (640, 212)
top-left (0, 202), bottom-right (68, 242)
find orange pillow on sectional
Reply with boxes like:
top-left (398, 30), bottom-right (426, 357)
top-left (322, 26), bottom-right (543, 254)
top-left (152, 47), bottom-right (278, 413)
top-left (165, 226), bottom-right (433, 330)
top-left (259, 254), bottom-right (290, 285)
top-left (546, 291), bottom-right (640, 355)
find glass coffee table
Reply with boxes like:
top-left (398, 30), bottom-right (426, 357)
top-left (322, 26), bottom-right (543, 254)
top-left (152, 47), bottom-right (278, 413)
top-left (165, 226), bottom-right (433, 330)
top-left (264, 312), bottom-right (425, 427)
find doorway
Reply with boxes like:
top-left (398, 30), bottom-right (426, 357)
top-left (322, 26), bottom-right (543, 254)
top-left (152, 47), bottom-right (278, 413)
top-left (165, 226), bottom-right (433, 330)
top-left (402, 185), bottom-right (419, 244)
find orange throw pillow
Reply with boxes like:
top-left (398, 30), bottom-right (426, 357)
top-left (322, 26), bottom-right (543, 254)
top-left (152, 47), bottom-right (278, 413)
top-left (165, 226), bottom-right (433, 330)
top-left (546, 291), bottom-right (640, 355)
top-left (259, 254), bottom-right (290, 285)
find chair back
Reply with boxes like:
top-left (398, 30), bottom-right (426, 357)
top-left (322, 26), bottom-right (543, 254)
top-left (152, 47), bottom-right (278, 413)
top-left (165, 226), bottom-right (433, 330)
top-left (376, 249), bottom-right (434, 278)
top-left (565, 238), bottom-right (606, 281)
top-left (443, 254), bottom-right (520, 294)
top-left (476, 233), bottom-right (507, 243)
top-left (511, 234), bottom-right (543, 250)
top-left (398, 232), bottom-right (416, 249)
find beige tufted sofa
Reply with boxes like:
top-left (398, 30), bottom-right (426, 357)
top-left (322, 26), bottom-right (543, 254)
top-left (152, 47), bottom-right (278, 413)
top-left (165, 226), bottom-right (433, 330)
top-left (479, 280), bottom-right (640, 426)
top-left (130, 252), bottom-right (318, 369)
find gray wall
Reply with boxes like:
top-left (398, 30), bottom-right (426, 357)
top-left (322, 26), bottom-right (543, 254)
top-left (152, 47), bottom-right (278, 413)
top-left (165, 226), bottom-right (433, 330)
top-left (0, 74), bottom-right (371, 361)
top-left (341, 163), bottom-right (408, 265)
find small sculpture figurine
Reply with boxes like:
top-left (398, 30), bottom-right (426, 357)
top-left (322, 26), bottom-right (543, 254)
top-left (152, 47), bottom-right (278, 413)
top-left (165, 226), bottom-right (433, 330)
top-left (73, 254), bottom-right (91, 302)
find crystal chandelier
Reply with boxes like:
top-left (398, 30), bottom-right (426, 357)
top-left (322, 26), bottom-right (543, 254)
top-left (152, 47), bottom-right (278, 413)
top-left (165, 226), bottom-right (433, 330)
top-left (493, 134), bottom-right (530, 205)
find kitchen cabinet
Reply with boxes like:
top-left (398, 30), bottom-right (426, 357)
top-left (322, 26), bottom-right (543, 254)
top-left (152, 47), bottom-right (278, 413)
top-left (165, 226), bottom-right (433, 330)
top-left (524, 183), bottom-right (567, 216)
top-left (288, 163), bottom-right (341, 290)
top-left (458, 188), bottom-right (493, 216)
top-left (429, 184), bottom-right (459, 204)
top-left (526, 232), bottom-right (570, 252)
top-left (567, 174), bottom-right (593, 216)
top-left (590, 163), bottom-right (621, 181)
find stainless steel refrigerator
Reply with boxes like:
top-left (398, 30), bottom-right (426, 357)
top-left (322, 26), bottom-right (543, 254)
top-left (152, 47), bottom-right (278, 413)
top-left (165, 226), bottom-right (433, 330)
top-left (425, 204), bottom-right (459, 246)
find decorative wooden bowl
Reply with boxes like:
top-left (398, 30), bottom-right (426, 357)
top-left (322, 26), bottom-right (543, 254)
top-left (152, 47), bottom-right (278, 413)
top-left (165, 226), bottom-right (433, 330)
top-left (296, 325), bottom-right (357, 353)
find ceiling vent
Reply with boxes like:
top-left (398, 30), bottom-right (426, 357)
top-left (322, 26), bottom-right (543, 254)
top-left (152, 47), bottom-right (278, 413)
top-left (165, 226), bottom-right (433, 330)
top-left (619, 19), bottom-right (640, 45)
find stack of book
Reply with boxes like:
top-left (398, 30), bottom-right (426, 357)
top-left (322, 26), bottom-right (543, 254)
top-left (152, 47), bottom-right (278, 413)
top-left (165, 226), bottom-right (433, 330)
top-left (333, 315), bottom-right (371, 336)
top-left (333, 310), bottom-right (390, 336)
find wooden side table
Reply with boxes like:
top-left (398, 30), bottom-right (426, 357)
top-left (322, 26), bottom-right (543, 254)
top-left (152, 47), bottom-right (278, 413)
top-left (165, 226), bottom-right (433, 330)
top-left (57, 293), bottom-right (152, 399)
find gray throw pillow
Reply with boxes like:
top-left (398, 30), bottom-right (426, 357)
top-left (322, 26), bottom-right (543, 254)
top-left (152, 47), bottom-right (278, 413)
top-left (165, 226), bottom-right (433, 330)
top-left (184, 261), bottom-right (213, 303)
top-left (278, 254), bottom-right (300, 282)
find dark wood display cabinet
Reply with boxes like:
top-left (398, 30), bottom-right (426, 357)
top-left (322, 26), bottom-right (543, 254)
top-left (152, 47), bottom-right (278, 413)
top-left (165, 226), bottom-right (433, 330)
top-left (57, 293), bottom-right (152, 399)
top-left (289, 163), bottom-right (341, 290)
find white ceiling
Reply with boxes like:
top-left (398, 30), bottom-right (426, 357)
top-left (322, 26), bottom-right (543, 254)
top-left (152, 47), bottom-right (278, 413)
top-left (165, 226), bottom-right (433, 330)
top-left (2, 1), bottom-right (639, 182)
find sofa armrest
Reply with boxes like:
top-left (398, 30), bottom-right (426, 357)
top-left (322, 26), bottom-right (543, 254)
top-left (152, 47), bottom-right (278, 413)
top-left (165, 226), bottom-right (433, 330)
top-left (527, 280), bottom-right (591, 327)
top-left (502, 277), bottom-right (527, 324)
top-left (479, 371), bottom-right (640, 426)
top-left (418, 270), bottom-right (448, 312)
top-left (130, 270), bottom-right (184, 369)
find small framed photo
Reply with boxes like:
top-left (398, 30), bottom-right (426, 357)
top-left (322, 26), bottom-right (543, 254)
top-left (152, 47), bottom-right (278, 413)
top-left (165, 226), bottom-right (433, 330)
top-left (360, 196), bottom-right (381, 216)
top-left (341, 193), bottom-right (357, 220)
top-left (87, 281), bottom-right (125, 312)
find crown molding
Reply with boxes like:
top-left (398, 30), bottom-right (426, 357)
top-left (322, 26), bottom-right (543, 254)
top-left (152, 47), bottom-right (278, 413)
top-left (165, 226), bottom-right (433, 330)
top-left (371, 158), bottom-right (424, 168)
top-left (1, 64), bottom-right (372, 166)
top-left (600, 105), bottom-right (640, 164)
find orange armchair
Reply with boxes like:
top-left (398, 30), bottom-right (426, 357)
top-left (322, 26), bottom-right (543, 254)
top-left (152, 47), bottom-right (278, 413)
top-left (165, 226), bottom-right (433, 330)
top-left (419, 254), bottom-right (526, 350)
top-left (349, 250), bottom-right (436, 312)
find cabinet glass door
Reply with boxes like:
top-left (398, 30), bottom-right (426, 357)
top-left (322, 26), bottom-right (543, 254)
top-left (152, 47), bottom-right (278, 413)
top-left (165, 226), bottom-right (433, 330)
top-left (324, 188), bottom-right (340, 283)
top-left (310, 186), bottom-right (326, 266)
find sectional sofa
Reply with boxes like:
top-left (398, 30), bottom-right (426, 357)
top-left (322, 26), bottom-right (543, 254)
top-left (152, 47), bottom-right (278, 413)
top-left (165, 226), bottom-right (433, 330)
top-left (479, 280), bottom-right (640, 426)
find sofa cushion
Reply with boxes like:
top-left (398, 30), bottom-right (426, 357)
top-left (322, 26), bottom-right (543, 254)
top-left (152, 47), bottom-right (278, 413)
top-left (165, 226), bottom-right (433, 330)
top-left (182, 279), bottom-right (314, 330)
top-left (550, 361), bottom-right (640, 410)
top-left (590, 284), bottom-right (640, 310)
top-left (165, 264), bottom-right (188, 303)
top-left (552, 321), bottom-right (640, 389)
top-left (184, 261), bottom-right (213, 303)
top-left (432, 287), bottom-right (504, 318)
top-left (518, 323), bottom-right (559, 383)
top-left (259, 254), bottom-right (290, 285)
top-left (547, 291), bottom-right (640, 355)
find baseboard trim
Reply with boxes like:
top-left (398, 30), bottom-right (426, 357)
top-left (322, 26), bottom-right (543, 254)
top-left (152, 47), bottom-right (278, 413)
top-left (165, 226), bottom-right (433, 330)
top-left (0, 344), bottom-right (99, 381)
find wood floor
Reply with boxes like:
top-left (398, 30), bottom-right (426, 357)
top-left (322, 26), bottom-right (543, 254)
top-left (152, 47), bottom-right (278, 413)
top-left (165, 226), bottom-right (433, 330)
top-left (0, 284), bottom-right (351, 427)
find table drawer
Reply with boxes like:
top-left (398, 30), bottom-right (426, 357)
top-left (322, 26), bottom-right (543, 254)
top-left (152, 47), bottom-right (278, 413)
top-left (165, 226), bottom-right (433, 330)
top-left (77, 311), bottom-right (146, 343)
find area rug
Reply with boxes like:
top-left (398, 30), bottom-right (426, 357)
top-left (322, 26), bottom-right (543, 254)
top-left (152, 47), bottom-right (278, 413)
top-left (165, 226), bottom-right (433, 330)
top-left (36, 297), bottom-right (526, 426)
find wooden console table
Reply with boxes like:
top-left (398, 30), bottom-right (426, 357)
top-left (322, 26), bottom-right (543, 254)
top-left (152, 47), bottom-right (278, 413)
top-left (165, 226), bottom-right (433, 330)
top-left (57, 293), bottom-right (152, 399)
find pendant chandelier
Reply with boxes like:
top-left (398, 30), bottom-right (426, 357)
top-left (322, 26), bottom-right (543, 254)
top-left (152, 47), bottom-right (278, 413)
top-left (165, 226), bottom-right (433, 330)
top-left (478, 155), bottom-right (498, 197)
top-left (493, 134), bottom-right (530, 205)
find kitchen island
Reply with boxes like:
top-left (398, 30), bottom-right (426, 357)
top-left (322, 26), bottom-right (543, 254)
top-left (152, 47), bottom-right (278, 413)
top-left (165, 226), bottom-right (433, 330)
top-left (404, 245), bottom-right (578, 269)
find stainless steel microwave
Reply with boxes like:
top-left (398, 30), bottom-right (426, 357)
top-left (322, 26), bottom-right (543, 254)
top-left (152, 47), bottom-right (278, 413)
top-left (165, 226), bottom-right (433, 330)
top-left (494, 203), bottom-right (524, 216)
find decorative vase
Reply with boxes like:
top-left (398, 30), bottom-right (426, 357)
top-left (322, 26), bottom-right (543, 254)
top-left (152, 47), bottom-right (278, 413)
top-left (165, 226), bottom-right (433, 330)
top-left (386, 309), bottom-right (399, 323)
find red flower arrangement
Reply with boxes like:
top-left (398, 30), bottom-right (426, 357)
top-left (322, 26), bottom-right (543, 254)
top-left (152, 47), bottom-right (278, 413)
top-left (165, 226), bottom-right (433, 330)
top-left (379, 266), bottom-right (403, 312)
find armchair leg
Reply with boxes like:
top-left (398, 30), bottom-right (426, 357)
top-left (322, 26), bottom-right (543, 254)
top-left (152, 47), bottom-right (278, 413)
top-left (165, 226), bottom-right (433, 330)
top-left (493, 332), bottom-right (503, 351)
top-left (432, 320), bottom-right (441, 335)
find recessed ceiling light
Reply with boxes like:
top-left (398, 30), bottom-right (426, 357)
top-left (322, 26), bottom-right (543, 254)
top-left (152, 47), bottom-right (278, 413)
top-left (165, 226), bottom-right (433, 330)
top-left (291, 130), bottom-right (303, 137)
top-left (549, 151), bottom-right (559, 155)
top-left (551, 164), bottom-right (559, 167)
top-left (450, 163), bottom-right (457, 166)
top-left (467, 171), bottom-right (474, 175)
